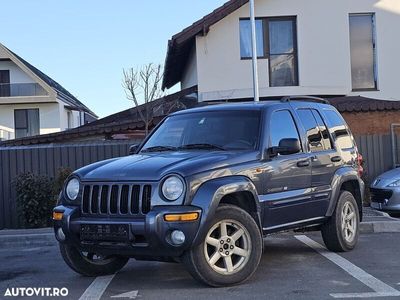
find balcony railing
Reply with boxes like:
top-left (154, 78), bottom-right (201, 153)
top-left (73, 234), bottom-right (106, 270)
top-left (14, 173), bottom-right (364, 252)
top-left (0, 83), bottom-right (48, 97)
top-left (0, 128), bottom-right (13, 141)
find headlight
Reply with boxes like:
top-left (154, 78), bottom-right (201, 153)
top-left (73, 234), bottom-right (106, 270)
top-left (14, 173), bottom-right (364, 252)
top-left (387, 179), bottom-right (400, 187)
top-left (162, 176), bottom-right (185, 201)
top-left (66, 178), bottom-right (80, 200)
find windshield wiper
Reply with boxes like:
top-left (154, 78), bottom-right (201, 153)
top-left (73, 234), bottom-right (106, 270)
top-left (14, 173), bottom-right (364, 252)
top-left (179, 143), bottom-right (226, 151)
top-left (141, 146), bottom-right (177, 153)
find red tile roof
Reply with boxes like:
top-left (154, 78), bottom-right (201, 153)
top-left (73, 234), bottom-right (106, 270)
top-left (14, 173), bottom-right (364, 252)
top-left (329, 96), bottom-right (400, 113)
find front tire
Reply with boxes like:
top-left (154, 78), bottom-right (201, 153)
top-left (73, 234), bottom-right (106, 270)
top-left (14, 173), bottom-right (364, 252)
top-left (321, 191), bottom-right (360, 252)
top-left (183, 204), bottom-right (262, 287)
top-left (59, 244), bottom-right (129, 277)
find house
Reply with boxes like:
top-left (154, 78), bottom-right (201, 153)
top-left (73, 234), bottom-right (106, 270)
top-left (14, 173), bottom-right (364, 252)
top-left (0, 43), bottom-right (97, 141)
top-left (162, 0), bottom-right (400, 136)
top-left (0, 86), bottom-right (198, 146)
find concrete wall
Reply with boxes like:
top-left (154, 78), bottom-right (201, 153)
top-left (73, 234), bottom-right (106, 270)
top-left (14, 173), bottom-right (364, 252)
top-left (188, 0), bottom-right (400, 101)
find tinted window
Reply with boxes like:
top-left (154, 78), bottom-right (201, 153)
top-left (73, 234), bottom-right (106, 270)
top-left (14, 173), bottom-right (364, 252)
top-left (312, 110), bottom-right (332, 150)
top-left (270, 110), bottom-right (301, 148)
top-left (349, 14), bottom-right (377, 90)
top-left (268, 18), bottom-right (298, 87)
top-left (14, 109), bottom-right (40, 139)
top-left (143, 111), bottom-right (261, 151)
top-left (323, 110), bottom-right (354, 149)
top-left (239, 19), bottom-right (264, 58)
top-left (297, 109), bottom-right (324, 152)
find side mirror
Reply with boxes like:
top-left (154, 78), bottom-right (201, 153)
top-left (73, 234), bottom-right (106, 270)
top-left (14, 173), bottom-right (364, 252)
top-left (268, 138), bottom-right (301, 156)
top-left (129, 144), bottom-right (139, 155)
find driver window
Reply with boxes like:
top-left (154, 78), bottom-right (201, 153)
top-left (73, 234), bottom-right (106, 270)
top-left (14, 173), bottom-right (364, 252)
top-left (270, 110), bottom-right (301, 148)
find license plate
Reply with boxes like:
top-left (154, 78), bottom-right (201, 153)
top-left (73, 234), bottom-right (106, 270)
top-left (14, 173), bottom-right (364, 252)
top-left (80, 224), bottom-right (129, 242)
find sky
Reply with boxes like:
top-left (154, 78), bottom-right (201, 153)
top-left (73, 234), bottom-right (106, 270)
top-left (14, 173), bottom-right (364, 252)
top-left (1, 0), bottom-right (226, 118)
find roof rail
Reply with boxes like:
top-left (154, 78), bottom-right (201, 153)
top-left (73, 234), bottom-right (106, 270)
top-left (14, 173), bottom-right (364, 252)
top-left (281, 96), bottom-right (330, 105)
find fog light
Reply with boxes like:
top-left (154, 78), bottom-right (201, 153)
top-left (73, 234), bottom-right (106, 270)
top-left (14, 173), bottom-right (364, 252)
top-left (170, 230), bottom-right (185, 245)
top-left (57, 228), bottom-right (66, 241)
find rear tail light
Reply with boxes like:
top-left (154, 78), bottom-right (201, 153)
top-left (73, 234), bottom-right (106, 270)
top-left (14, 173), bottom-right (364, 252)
top-left (357, 153), bottom-right (364, 177)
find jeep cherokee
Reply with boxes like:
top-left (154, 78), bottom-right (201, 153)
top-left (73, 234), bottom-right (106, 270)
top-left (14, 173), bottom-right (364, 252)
top-left (53, 97), bottom-right (364, 287)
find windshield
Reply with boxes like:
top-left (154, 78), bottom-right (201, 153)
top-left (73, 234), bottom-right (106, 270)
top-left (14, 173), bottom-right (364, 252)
top-left (141, 110), bottom-right (261, 152)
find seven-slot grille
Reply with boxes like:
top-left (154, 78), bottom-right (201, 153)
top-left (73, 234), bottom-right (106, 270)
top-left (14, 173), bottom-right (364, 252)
top-left (81, 183), bottom-right (152, 215)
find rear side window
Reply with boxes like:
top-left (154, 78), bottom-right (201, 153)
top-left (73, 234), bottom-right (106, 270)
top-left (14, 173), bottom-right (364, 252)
top-left (323, 110), bottom-right (354, 149)
top-left (297, 109), bottom-right (327, 152)
top-left (270, 110), bottom-right (301, 148)
top-left (312, 110), bottom-right (333, 150)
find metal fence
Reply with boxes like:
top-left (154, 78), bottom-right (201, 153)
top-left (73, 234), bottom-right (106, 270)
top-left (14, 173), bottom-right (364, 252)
top-left (354, 135), bottom-right (394, 183)
top-left (0, 134), bottom-right (397, 229)
top-left (0, 140), bottom-right (137, 229)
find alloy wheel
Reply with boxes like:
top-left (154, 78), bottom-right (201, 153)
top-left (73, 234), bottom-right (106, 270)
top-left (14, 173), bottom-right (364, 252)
top-left (341, 201), bottom-right (357, 243)
top-left (204, 219), bottom-right (252, 275)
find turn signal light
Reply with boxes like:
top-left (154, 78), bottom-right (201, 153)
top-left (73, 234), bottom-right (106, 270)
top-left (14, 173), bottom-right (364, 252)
top-left (53, 212), bottom-right (63, 221)
top-left (164, 212), bottom-right (199, 222)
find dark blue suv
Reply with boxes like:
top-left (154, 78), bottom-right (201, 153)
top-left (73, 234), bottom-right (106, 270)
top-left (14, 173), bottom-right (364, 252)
top-left (53, 97), bottom-right (364, 287)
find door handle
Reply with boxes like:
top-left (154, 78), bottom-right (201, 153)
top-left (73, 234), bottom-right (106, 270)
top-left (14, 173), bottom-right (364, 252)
top-left (331, 156), bottom-right (342, 163)
top-left (297, 160), bottom-right (310, 167)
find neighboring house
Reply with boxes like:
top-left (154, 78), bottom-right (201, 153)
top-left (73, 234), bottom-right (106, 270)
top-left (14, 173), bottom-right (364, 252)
top-left (163, 0), bottom-right (400, 104)
top-left (0, 43), bottom-right (97, 141)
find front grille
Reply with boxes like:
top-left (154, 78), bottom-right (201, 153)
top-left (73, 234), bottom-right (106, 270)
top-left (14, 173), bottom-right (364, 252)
top-left (370, 188), bottom-right (393, 203)
top-left (82, 183), bottom-right (153, 215)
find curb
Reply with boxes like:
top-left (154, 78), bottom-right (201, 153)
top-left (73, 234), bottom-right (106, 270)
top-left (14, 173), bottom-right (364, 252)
top-left (0, 233), bottom-right (56, 248)
top-left (360, 221), bottom-right (400, 234)
top-left (0, 228), bottom-right (56, 248)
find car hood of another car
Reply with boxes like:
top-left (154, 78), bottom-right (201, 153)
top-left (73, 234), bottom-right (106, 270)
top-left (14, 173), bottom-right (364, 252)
top-left (375, 168), bottom-right (400, 180)
top-left (74, 150), bottom-right (257, 182)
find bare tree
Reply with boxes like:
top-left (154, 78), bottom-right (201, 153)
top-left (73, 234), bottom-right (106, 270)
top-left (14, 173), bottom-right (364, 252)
top-left (122, 63), bottom-right (163, 135)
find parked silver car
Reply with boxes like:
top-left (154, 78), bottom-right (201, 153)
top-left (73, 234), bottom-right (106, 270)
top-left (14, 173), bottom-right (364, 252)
top-left (370, 168), bottom-right (400, 216)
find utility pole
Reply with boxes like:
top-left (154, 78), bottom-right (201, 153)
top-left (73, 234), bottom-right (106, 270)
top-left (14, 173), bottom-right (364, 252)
top-left (249, 0), bottom-right (260, 102)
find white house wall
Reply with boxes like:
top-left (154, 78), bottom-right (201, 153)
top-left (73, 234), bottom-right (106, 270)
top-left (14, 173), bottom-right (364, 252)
top-left (0, 103), bottom-right (61, 139)
top-left (0, 61), bottom-right (36, 84)
top-left (193, 0), bottom-right (400, 101)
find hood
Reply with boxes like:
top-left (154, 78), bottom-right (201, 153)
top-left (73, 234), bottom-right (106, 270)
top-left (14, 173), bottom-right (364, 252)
top-left (75, 150), bottom-right (257, 182)
top-left (376, 168), bottom-right (400, 180)
top-left (371, 168), bottom-right (400, 188)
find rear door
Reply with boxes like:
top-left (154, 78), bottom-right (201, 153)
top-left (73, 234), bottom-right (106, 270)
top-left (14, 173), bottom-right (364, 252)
top-left (262, 109), bottom-right (314, 230)
top-left (296, 108), bottom-right (342, 216)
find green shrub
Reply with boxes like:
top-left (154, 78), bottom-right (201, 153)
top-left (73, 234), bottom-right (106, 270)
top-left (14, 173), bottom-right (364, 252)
top-left (16, 168), bottom-right (74, 228)
top-left (16, 173), bottom-right (55, 228)
top-left (53, 167), bottom-right (73, 199)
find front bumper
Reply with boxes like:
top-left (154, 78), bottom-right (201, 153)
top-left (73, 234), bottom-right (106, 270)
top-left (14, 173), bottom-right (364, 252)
top-left (53, 205), bottom-right (202, 259)
top-left (370, 187), bottom-right (400, 212)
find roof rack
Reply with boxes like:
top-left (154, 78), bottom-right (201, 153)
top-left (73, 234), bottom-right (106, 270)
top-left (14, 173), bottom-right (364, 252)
top-left (280, 96), bottom-right (330, 105)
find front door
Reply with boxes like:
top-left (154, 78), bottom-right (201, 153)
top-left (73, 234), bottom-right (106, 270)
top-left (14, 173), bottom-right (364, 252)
top-left (261, 110), bottom-right (313, 230)
top-left (0, 70), bottom-right (10, 97)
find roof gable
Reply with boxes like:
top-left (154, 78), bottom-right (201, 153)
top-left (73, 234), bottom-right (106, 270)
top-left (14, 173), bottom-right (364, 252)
top-left (0, 43), bottom-right (98, 118)
top-left (162, 0), bottom-right (249, 90)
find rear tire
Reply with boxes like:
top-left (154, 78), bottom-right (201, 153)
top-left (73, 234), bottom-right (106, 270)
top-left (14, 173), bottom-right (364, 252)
top-left (321, 191), bottom-right (360, 252)
top-left (59, 244), bottom-right (129, 277)
top-left (183, 204), bottom-right (262, 287)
